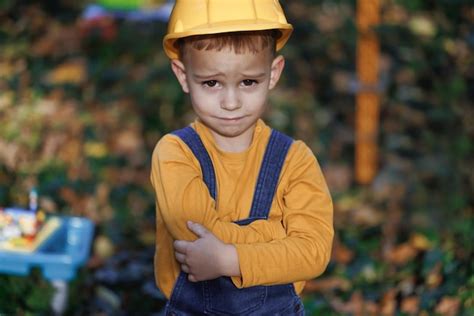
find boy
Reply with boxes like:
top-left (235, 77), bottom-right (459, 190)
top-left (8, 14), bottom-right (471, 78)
top-left (150, 0), bottom-right (333, 314)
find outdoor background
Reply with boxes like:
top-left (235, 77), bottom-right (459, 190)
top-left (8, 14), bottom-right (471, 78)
top-left (0, 0), bottom-right (472, 315)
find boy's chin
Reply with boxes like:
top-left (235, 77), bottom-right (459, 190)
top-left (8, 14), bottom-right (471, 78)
top-left (210, 125), bottom-right (254, 139)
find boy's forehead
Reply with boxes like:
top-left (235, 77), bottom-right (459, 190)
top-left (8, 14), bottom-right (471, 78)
top-left (183, 46), bottom-right (273, 73)
top-left (181, 38), bottom-right (275, 63)
top-left (178, 30), bottom-right (277, 62)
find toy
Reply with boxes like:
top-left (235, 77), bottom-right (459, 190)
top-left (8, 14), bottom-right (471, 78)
top-left (0, 189), bottom-right (94, 280)
top-left (0, 188), bottom-right (48, 251)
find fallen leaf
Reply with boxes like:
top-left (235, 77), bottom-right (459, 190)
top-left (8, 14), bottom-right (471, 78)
top-left (335, 194), bottom-right (362, 213)
top-left (426, 262), bottom-right (443, 289)
top-left (0, 140), bottom-right (21, 170)
top-left (387, 242), bottom-right (418, 265)
top-left (352, 204), bottom-right (384, 227)
top-left (382, 4), bottom-right (409, 24)
top-left (401, 296), bottom-right (419, 315)
top-left (410, 233), bottom-right (432, 250)
top-left (32, 24), bottom-right (80, 57)
top-left (332, 70), bottom-right (352, 93)
top-left (398, 276), bottom-right (416, 295)
top-left (329, 291), bottom-right (379, 316)
top-left (380, 289), bottom-right (397, 316)
top-left (323, 163), bottom-right (353, 194)
top-left (138, 226), bottom-right (156, 246)
top-left (94, 235), bottom-right (115, 260)
top-left (58, 138), bottom-right (83, 165)
top-left (435, 297), bottom-right (460, 316)
top-left (332, 237), bottom-right (355, 264)
top-left (409, 15), bottom-right (437, 38)
top-left (350, 291), bottom-right (364, 316)
top-left (84, 141), bottom-right (108, 158)
top-left (45, 59), bottom-right (87, 85)
top-left (303, 277), bottom-right (351, 293)
top-left (112, 129), bottom-right (143, 155)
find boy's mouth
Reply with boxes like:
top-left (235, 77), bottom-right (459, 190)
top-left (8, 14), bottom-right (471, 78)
top-left (216, 116), bottom-right (245, 122)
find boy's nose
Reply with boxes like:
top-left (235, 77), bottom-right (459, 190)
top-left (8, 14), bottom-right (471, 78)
top-left (220, 89), bottom-right (241, 111)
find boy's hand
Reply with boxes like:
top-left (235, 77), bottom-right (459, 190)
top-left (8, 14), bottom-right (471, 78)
top-left (174, 221), bottom-right (240, 282)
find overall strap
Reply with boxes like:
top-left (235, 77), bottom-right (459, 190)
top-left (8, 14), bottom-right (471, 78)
top-left (248, 129), bottom-right (293, 219)
top-left (171, 126), bottom-right (217, 200)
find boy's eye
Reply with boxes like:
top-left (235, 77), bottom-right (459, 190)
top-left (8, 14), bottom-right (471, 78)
top-left (242, 79), bottom-right (257, 86)
top-left (203, 80), bottom-right (218, 87)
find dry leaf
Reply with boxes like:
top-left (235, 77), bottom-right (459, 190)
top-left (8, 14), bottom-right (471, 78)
top-left (398, 276), bottom-right (416, 295)
top-left (352, 204), bottom-right (384, 227)
top-left (332, 238), bottom-right (355, 264)
top-left (382, 4), bottom-right (409, 24)
top-left (335, 195), bottom-right (362, 214)
top-left (332, 70), bottom-right (352, 93)
top-left (303, 277), bottom-right (351, 293)
top-left (45, 59), bottom-right (87, 85)
top-left (58, 138), bottom-right (83, 165)
top-left (387, 242), bottom-right (418, 265)
top-left (426, 262), bottom-right (443, 289)
top-left (364, 301), bottom-right (379, 316)
top-left (41, 132), bottom-right (66, 160)
top-left (350, 291), bottom-right (364, 316)
top-left (84, 141), bottom-right (108, 158)
top-left (401, 296), bottom-right (420, 315)
top-left (0, 61), bottom-right (15, 78)
top-left (409, 15), bottom-right (436, 38)
top-left (112, 129), bottom-right (143, 155)
top-left (323, 163), bottom-right (353, 194)
top-left (410, 233), bottom-right (432, 250)
top-left (380, 289), bottom-right (397, 316)
top-left (138, 225), bottom-right (156, 246)
top-left (32, 24), bottom-right (80, 57)
top-left (94, 235), bottom-right (115, 260)
top-left (329, 291), bottom-right (379, 316)
top-left (435, 297), bottom-right (461, 316)
top-left (0, 140), bottom-right (21, 170)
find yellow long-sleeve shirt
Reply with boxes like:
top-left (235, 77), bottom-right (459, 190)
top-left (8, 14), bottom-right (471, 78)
top-left (150, 119), bottom-right (333, 299)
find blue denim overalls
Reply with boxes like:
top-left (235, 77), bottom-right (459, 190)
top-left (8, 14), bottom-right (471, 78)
top-left (165, 126), bottom-right (305, 316)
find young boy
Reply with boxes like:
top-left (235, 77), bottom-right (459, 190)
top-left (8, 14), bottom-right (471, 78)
top-left (150, 1), bottom-right (333, 314)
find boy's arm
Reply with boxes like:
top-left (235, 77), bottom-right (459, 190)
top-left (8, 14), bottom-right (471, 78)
top-left (151, 135), bottom-right (286, 244)
top-left (229, 142), bottom-right (334, 287)
top-left (173, 141), bottom-right (333, 286)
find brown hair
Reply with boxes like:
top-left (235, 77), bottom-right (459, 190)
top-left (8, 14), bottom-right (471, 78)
top-left (176, 30), bottom-right (280, 60)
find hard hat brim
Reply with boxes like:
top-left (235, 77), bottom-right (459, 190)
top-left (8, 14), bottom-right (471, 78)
top-left (163, 20), bottom-right (293, 59)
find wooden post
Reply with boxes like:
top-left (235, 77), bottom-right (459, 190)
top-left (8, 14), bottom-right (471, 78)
top-left (355, 0), bottom-right (380, 184)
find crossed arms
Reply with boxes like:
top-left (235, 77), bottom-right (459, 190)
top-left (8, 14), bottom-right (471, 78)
top-left (151, 135), bottom-right (333, 287)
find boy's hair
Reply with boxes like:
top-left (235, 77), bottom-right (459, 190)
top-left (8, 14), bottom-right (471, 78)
top-left (176, 30), bottom-right (280, 60)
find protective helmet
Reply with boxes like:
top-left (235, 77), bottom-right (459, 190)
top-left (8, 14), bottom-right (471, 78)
top-left (163, 0), bottom-right (293, 59)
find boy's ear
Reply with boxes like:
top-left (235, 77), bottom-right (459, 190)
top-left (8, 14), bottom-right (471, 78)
top-left (269, 55), bottom-right (285, 90)
top-left (170, 59), bottom-right (189, 93)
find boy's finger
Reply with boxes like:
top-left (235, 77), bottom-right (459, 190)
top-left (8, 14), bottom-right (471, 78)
top-left (188, 274), bottom-right (197, 282)
top-left (174, 251), bottom-right (186, 263)
top-left (187, 221), bottom-right (208, 238)
top-left (173, 240), bottom-right (189, 253)
top-left (181, 264), bottom-right (190, 273)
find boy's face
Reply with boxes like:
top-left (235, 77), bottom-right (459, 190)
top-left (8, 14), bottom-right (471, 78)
top-left (171, 45), bottom-right (285, 151)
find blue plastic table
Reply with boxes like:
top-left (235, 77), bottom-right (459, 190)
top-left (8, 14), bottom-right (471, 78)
top-left (0, 216), bottom-right (94, 314)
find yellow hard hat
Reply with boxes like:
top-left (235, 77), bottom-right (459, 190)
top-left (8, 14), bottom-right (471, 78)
top-left (163, 0), bottom-right (293, 59)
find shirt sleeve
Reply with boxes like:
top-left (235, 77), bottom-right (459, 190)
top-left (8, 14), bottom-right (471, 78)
top-left (231, 142), bottom-right (334, 287)
top-left (150, 134), bottom-right (286, 244)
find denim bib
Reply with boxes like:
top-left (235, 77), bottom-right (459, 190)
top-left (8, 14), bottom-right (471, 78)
top-left (165, 126), bottom-right (304, 316)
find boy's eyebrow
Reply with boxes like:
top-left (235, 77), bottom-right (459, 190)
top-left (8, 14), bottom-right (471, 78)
top-left (193, 73), bottom-right (224, 79)
top-left (193, 72), bottom-right (267, 79)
